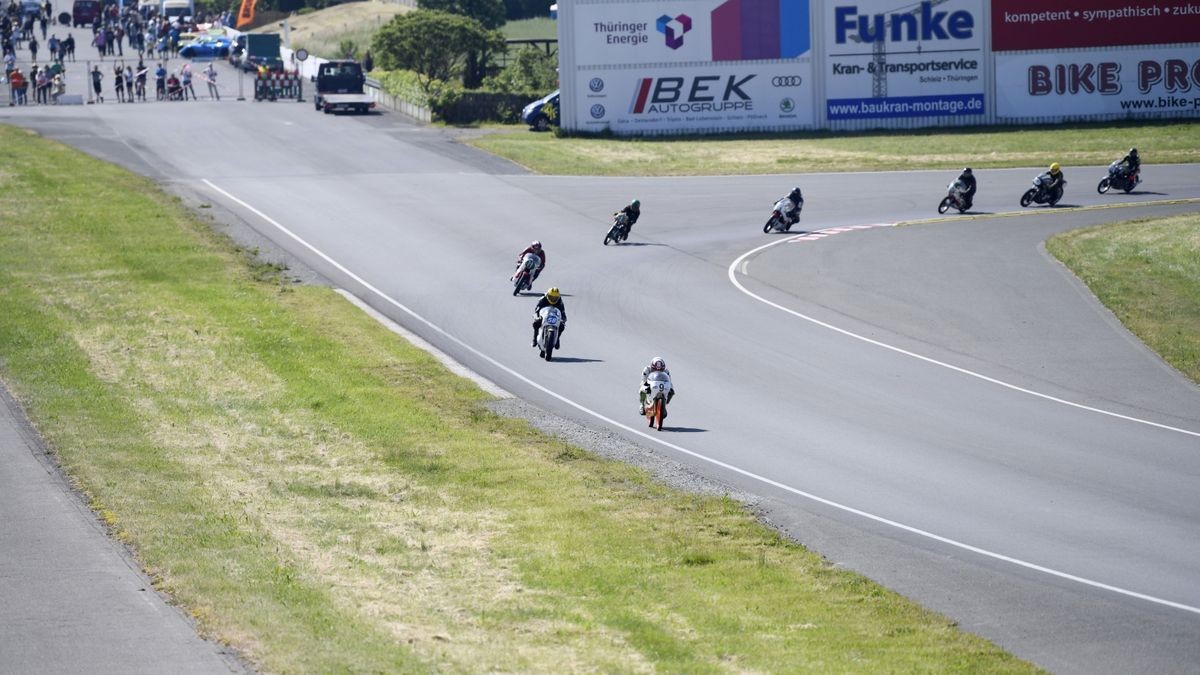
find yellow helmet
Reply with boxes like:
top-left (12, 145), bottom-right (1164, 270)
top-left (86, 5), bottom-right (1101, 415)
top-left (546, 287), bottom-right (560, 304)
top-left (1049, 162), bottom-right (1061, 173)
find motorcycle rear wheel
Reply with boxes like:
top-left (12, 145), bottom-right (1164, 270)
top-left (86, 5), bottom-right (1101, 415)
top-left (1020, 189), bottom-right (1036, 207)
top-left (1097, 177), bottom-right (1111, 194)
top-left (937, 196), bottom-right (952, 214)
top-left (1123, 182), bottom-right (1135, 193)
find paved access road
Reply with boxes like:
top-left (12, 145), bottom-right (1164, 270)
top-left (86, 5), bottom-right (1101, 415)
top-left (4, 98), bottom-right (1200, 674)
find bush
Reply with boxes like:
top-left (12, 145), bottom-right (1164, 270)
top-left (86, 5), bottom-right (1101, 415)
top-left (430, 85), bottom-right (533, 124)
top-left (374, 69), bottom-right (436, 108)
top-left (484, 46), bottom-right (556, 94)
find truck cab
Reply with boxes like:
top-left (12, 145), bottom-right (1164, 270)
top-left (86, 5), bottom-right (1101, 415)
top-left (313, 60), bottom-right (375, 115)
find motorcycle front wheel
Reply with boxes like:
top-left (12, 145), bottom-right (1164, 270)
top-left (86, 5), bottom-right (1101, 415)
top-left (1020, 189), bottom-right (1036, 207)
top-left (1097, 177), bottom-right (1111, 194)
top-left (937, 196), bottom-right (952, 214)
top-left (763, 216), bottom-right (778, 233)
top-left (603, 230), bottom-right (614, 245)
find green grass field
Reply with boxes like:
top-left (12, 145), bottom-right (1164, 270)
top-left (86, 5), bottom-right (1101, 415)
top-left (1047, 213), bottom-right (1200, 384)
top-left (502, 17), bottom-right (558, 41)
top-left (0, 124), bottom-right (1039, 671)
top-left (468, 120), bottom-right (1200, 176)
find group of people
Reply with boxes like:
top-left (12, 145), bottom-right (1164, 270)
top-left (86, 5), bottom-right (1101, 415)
top-left (515, 199), bottom-right (675, 415)
top-left (87, 59), bottom-right (216, 102)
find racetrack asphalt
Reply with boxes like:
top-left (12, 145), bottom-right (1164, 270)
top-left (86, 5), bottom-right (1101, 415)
top-left (3, 59), bottom-right (1200, 673)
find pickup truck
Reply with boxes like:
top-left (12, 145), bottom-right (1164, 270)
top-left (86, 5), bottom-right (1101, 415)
top-left (313, 60), bottom-right (376, 115)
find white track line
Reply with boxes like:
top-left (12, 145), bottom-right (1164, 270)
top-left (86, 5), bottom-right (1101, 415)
top-left (202, 179), bottom-right (1200, 617)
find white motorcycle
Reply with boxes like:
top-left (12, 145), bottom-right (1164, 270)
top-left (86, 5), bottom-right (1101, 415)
top-left (535, 306), bottom-right (563, 361)
top-left (763, 197), bottom-right (800, 233)
top-left (511, 252), bottom-right (539, 296)
top-left (642, 370), bottom-right (672, 430)
top-left (937, 180), bottom-right (970, 214)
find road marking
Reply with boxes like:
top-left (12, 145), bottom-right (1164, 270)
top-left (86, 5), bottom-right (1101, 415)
top-left (788, 223), bottom-right (894, 243)
top-left (898, 197), bottom-right (1200, 227)
top-left (201, 178), bottom-right (1200, 617)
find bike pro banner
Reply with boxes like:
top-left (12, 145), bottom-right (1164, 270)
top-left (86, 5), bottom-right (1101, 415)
top-left (560, 0), bottom-right (815, 133)
top-left (822, 0), bottom-right (986, 121)
top-left (991, 0), bottom-right (1200, 51)
top-left (995, 46), bottom-right (1200, 118)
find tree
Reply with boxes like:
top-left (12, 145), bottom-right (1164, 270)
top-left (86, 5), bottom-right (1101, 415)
top-left (371, 10), bottom-right (501, 92)
top-left (485, 46), bottom-right (557, 93)
top-left (418, 0), bottom-right (505, 29)
top-left (417, 0), bottom-right (505, 88)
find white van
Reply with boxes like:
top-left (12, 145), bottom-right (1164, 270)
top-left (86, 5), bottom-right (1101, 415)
top-left (161, 0), bottom-right (194, 23)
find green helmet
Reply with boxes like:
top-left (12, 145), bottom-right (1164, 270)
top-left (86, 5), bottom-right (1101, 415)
top-left (631, 199), bottom-right (640, 208)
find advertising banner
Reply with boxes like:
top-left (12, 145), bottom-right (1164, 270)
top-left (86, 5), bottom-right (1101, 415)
top-left (572, 62), bottom-right (814, 133)
top-left (823, 0), bottom-right (986, 120)
top-left (573, 0), bottom-right (810, 67)
top-left (995, 47), bottom-right (1200, 118)
top-left (992, 0), bottom-right (1200, 51)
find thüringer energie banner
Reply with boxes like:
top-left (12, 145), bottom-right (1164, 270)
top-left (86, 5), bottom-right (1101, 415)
top-left (565, 0), bottom-right (816, 133)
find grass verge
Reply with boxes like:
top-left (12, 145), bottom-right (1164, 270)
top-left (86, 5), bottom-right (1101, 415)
top-left (467, 120), bottom-right (1200, 176)
top-left (1047, 213), bottom-right (1200, 384)
top-left (0, 124), bottom-right (1036, 672)
top-left (273, 0), bottom-right (412, 60)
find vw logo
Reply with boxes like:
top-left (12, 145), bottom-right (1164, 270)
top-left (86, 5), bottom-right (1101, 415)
top-left (771, 76), bottom-right (803, 87)
top-left (589, 77), bottom-right (605, 92)
top-left (779, 97), bottom-right (795, 113)
top-left (590, 104), bottom-right (606, 119)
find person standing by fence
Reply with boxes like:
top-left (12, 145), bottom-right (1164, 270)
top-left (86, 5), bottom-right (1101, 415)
top-left (180, 62), bottom-right (194, 100)
top-left (203, 61), bottom-right (217, 100)
top-left (90, 64), bottom-right (102, 102)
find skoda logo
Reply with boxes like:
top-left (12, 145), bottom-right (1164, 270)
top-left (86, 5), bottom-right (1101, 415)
top-left (589, 77), bottom-right (605, 92)
top-left (590, 104), bottom-right (606, 119)
top-left (771, 76), bottom-right (803, 87)
top-left (779, 97), bottom-right (795, 113)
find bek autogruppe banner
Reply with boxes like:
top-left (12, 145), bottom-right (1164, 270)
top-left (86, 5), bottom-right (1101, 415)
top-left (996, 47), bottom-right (1200, 118)
top-left (568, 0), bottom-right (814, 132)
top-left (992, 0), bottom-right (1200, 51)
top-left (823, 0), bottom-right (986, 121)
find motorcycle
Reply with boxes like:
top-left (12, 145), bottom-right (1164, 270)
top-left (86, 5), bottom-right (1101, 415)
top-left (603, 213), bottom-right (630, 245)
top-left (1020, 173), bottom-right (1065, 207)
top-left (763, 197), bottom-right (800, 233)
top-left (1097, 161), bottom-right (1140, 194)
top-left (534, 306), bottom-right (563, 361)
top-left (642, 371), bottom-right (671, 431)
top-left (511, 252), bottom-right (539, 296)
top-left (937, 180), bottom-right (970, 214)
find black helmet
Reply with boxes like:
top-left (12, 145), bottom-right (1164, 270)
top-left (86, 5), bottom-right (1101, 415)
top-left (1130, 148), bottom-right (1139, 157)
top-left (962, 167), bottom-right (973, 175)
top-left (789, 186), bottom-right (802, 198)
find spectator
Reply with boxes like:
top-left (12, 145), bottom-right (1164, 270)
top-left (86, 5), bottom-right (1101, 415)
top-left (4, 49), bottom-right (14, 82)
top-left (38, 13), bottom-right (45, 40)
top-left (114, 24), bottom-right (122, 55)
top-left (202, 60), bottom-right (217, 99)
top-left (112, 61), bottom-right (123, 101)
top-left (28, 34), bottom-right (36, 60)
top-left (123, 63), bottom-right (132, 100)
top-left (34, 65), bottom-right (47, 103)
top-left (91, 28), bottom-right (105, 59)
top-left (362, 49), bottom-right (373, 73)
top-left (165, 70), bottom-right (180, 99)
top-left (46, 33), bottom-right (57, 60)
top-left (180, 61), bottom-right (193, 99)
top-left (90, 63), bottom-right (102, 101)
top-left (51, 72), bottom-right (63, 103)
top-left (134, 60), bottom-right (146, 100)
top-left (103, 27), bottom-right (113, 56)
top-left (10, 66), bottom-right (26, 104)
top-left (63, 33), bottom-right (73, 61)
top-left (154, 61), bottom-right (164, 99)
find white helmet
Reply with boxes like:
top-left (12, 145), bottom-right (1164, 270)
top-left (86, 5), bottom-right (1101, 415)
top-left (531, 240), bottom-right (542, 250)
top-left (650, 357), bottom-right (666, 372)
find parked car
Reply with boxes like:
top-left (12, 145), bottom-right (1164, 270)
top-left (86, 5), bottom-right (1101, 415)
top-left (240, 54), bottom-right (284, 73)
top-left (71, 0), bottom-right (101, 26)
top-left (522, 90), bottom-right (560, 132)
top-left (178, 34), bottom-right (233, 58)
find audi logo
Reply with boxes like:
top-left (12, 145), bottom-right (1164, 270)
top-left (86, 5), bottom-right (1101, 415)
top-left (771, 76), bottom-right (803, 87)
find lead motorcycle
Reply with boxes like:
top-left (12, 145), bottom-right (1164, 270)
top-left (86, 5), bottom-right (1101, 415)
top-left (642, 370), bottom-right (672, 431)
top-left (763, 196), bottom-right (800, 233)
top-left (603, 213), bottom-right (630, 245)
top-left (1020, 173), bottom-right (1066, 207)
top-left (511, 252), bottom-right (539, 296)
top-left (937, 180), bottom-right (970, 214)
top-left (534, 306), bottom-right (563, 361)
top-left (1097, 160), bottom-right (1140, 194)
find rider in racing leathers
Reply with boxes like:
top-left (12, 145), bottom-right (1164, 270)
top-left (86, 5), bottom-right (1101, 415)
top-left (615, 198), bottom-right (641, 235)
top-left (956, 168), bottom-right (976, 209)
top-left (531, 287), bottom-right (566, 349)
top-left (781, 187), bottom-right (804, 224)
top-left (515, 240), bottom-right (546, 281)
top-left (1042, 162), bottom-right (1065, 195)
top-left (638, 356), bottom-right (675, 415)
top-left (1118, 148), bottom-right (1141, 183)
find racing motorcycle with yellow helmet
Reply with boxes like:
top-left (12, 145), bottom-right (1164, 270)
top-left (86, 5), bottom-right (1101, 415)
top-left (531, 287), bottom-right (566, 360)
top-left (1021, 163), bottom-right (1066, 207)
